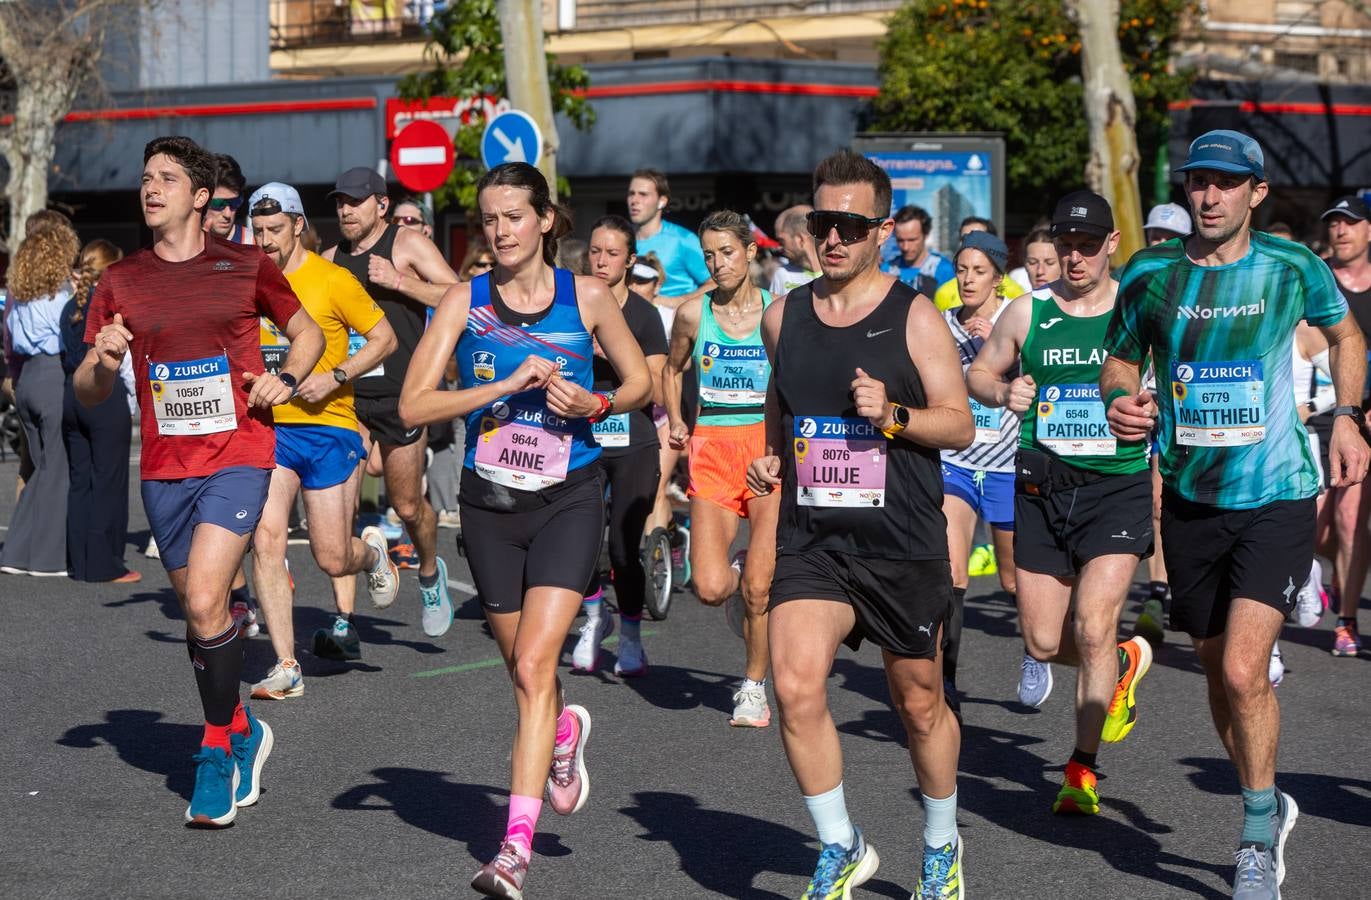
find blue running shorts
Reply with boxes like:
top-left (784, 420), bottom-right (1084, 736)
top-left (274, 424), bottom-right (364, 490)
top-left (141, 466), bottom-right (271, 571)
top-left (941, 460), bottom-right (1015, 531)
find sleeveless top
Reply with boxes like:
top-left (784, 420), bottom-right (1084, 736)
top-left (692, 289), bottom-right (772, 426)
top-left (333, 224), bottom-right (428, 399)
top-left (457, 269), bottom-right (600, 507)
top-left (1019, 289), bottom-right (1147, 475)
top-left (774, 281), bottom-right (947, 561)
top-left (942, 304), bottom-right (1018, 474)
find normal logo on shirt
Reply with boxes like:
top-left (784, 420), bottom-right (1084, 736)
top-left (1177, 299), bottom-right (1266, 321)
top-left (213, 260), bottom-right (235, 272)
top-left (472, 351), bottom-right (496, 382)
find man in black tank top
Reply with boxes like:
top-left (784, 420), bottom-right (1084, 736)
top-left (747, 151), bottom-right (974, 900)
top-left (323, 167), bottom-right (461, 637)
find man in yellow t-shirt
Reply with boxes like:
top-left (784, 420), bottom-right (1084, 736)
top-left (933, 216), bottom-right (1025, 311)
top-left (245, 182), bottom-right (400, 701)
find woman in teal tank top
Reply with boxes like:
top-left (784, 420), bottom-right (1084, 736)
top-left (662, 210), bottom-right (779, 727)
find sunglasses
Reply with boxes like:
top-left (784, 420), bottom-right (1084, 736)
top-left (806, 210), bottom-right (886, 245)
top-left (250, 198), bottom-right (283, 217)
top-left (467, 259), bottom-right (495, 272)
top-left (391, 215), bottom-right (427, 227)
top-left (208, 196), bottom-right (244, 212)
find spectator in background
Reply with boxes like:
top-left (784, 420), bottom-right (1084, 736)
top-left (206, 153), bottom-right (252, 244)
top-left (934, 216), bottom-right (1024, 312)
top-left (883, 204), bottom-right (955, 297)
top-left (556, 237), bottom-right (590, 275)
top-left (1, 219), bottom-right (81, 577)
top-left (627, 168), bottom-right (714, 306)
top-left (62, 239), bottom-right (139, 584)
top-left (1014, 226), bottom-right (1061, 291)
top-left (1266, 221), bottom-right (1295, 241)
top-left (459, 243), bottom-right (496, 281)
top-left (391, 196), bottom-right (434, 239)
top-left (769, 204), bottom-right (819, 297)
top-left (1144, 202), bottom-right (1192, 246)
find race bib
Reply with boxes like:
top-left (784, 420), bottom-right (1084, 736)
top-left (474, 398), bottom-right (572, 490)
top-left (793, 416), bottom-right (887, 508)
top-left (591, 412), bottom-right (631, 448)
top-left (1171, 360), bottom-right (1265, 447)
top-left (148, 354), bottom-right (237, 436)
top-left (698, 340), bottom-right (767, 405)
top-left (260, 316), bottom-right (288, 374)
top-left (970, 398), bottom-right (1002, 444)
top-left (349, 330), bottom-right (384, 379)
top-left (1035, 383), bottom-right (1115, 456)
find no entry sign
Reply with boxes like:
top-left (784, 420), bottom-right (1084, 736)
top-left (390, 119), bottom-right (455, 192)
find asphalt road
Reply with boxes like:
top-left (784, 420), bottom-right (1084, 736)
top-left (2, 452), bottom-right (1369, 899)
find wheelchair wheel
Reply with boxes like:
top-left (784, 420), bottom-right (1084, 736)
top-left (642, 526), bottom-right (673, 621)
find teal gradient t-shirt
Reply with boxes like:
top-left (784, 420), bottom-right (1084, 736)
top-left (637, 220), bottom-right (710, 298)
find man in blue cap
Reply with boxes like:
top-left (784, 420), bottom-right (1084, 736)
top-left (1103, 129), bottom-right (1370, 898)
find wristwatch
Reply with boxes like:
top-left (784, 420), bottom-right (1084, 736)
top-left (332, 367), bottom-right (349, 385)
top-left (881, 402), bottom-right (910, 439)
top-left (1332, 405), bottom-right (1366, 427)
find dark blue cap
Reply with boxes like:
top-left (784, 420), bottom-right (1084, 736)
top-left (957, 229), bottom-right (1009, 273)
top-left (1176, 130), bottom-right (1265, 181)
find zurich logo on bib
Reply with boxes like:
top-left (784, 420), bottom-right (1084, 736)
top-left (799, 417), bottom-right (818, 438)
top-left (154, 364), bottom-right (170, 380)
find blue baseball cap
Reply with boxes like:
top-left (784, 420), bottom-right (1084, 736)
top-left (1176, 129), bottom-right (1265, 181)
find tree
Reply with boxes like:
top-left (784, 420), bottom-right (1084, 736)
top-left (874, 0), bottom-right (1192, 221)
top-left (397, 0), bottom-right (594, 212)
top-left (0, 0), bottom-right (137, 249)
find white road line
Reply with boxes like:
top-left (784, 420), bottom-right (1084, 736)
top-left (446, 577), bottom-right (478, 596)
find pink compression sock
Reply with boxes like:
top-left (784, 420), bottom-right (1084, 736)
top-left (505, 794), bottom-right (542, 860)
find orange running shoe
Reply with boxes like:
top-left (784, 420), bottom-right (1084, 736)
top-left (1102, 636), bottom-right (1152, 743)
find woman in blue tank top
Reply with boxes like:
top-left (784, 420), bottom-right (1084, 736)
top-left (399, 163), bottom-right (650, 899)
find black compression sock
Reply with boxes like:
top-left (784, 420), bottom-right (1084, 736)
top-left (1070, 748), bottom-right (1098, 771)
top-left (230, 585), bottom-right (252, 606)
top-left (191, 623), bottom-right (244, 727)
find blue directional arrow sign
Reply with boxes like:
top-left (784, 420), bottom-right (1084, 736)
top-left (481, 109), bottom-right (544, 169)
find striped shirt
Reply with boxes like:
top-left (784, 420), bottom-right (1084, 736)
top-left (942, 306), bottom-right (1018, 473)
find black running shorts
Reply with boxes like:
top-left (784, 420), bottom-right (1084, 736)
top-left (769, 550), bottom-right (954, 659)
top-left (356, 394), bottom-right (425, 448)
top-left (460, 465), bottom-right (606, 612)
top-left (1161, 491), bottom-right (1315, 640)
top-left (1013, 470), bottom-right (1153, 578)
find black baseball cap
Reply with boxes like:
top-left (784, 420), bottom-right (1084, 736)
top-left (1050, 190), bottom-right (1115, 238)
top-left (1321, 196), bottom-right (1370, 223)
top-left (328, 166), bottom-right (387, 200)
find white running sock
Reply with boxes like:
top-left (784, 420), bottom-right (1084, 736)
top-left (922, 790), bottom-right (958, 849)
top-left (804, 783), bottom-right (855, 849)
top-left (741, 677), bottom-right (766, 691)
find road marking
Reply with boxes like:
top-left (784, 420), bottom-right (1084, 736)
top-left (411, 630), bottom-right (657, 679)
top-left (447, 576), bottom-right (478, 595)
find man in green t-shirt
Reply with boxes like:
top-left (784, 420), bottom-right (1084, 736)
top-left (968, 190), bottom-right (1155, 820)
top-left (1102, 129), bottom-right (1369, 898)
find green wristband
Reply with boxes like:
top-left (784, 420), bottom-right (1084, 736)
top-left (1104, 388), bottom-right (1129, 409)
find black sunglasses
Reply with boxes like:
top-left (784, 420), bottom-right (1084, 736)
top-left (208, 196), bottom-right (244, 212)
top-left (806, 210), bottom-right (886, 245)
top-left (391, 215), bottom-right (427, 227)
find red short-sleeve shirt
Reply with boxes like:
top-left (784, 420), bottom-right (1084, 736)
top-left (85, 234), bottom-right (302, 481)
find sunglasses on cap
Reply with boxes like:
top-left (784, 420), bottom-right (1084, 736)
top-left (391, 215), bottom-right (427, 227)
top-left (806, 210), bottom-right (886, 245)
top-left (208, 196), bottom-right (244, 212)
top-left (251, 198), bottom-right (283, 217)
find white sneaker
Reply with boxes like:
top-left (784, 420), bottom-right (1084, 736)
top-left (1294, 559), bottom-right (1326, 628)
top-left (144, 536), bottom-right (160, 559)
top-left (231, 599), bottom-right (259, 638)
top-left (572, 613), bottom-right (614, 672)
top-left (1269, 642), bottom-right (1285, 687)
top-left (730, 681), bottom-right (771, 727)
top-left (249, 659), bottom-right (304, 700)
top-left (361, 526), bottom-right (399, 609)
top-left (437, 510), bottom-right (461, 529)
top-left (615, 631), bottom-right (648, 677)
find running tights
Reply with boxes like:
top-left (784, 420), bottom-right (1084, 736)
top-left (589, 447), bottom-right (661, 618)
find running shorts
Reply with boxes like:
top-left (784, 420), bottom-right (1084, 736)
top-left (770, 550), bottom-right (954, 659)
top-left (1013, 471), bottom-right (1152, 578)
top-left (275, 424), bottom-right (364, 490)
top-left (460, 465), bottom-right (606, 612)
top-left (141, 466), bottom-right (270, 571)
top-left (356, 394), bottom-right (425, 447)
top-left (941, 461), bottom-right (1015, 530)
top-left (1161, 491), bottom-right (1315, 640)
top-left (688, 421), bottom-right (765, 518)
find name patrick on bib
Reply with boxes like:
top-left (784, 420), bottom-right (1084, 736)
top-left (1035, 383), bottom-right (1115, 455)
top-left (794, 416), bottom-right (886, 507)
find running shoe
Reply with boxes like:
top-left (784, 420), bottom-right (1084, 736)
top-left (916, 836), bottom-right (964, 899)
top-left (1134, 597), bottom-right (1167, 648)
top-left (390, 541), bottom-right (419, 570)
top-left (231, 598), bottom-right (259, 639)
top-left (967, 544), bottom-right (996, 577)
top-left (361, 526), bottom-right (399, 609)
top-left (1294, 559), bottom-right (1327, 628)
top-left (1101, 636), bottom-right (1152, 743)
top-left (437, 510), bottom-right (461, 529)
top-left (799, 826), bottom-right (879, 900)
top-left (231, 706), bottom-right (273, 807)
top-left (471, 840), bottom-right (528, 899)
top-left (670, 524), bottom-right (691, 586)
top-left (615, 631), bottom-right (648, 677)
top-left (1052, 760), bottom-right (1100, 815)
top-left (144, 536), bottom-right (160, 559)
top-left (1017, 653), bottom-right (1053, 708)
top-left (1332, 619), bottom-right (1361, 657)
top-left (1268, 643), bottom-right (1284, 687)
top-left (730, 682), bottom-right (771, 727)
top-left (184, 746), bottom-right (239, 827)
top-left (547, 704), bottom-right (591, 815)
top-left (250, 660), bottom-right (304, 701)
top-left (313, 616), bottom-right (362, 661)
top-left (1271, 790), bottom-right (1299, 885)
top-left (1232, 844), bottom-right (1277, 899)
top-left (419, 556), bottom-right (453, 638)
top-left (571, 612), bottom-right (614, 672)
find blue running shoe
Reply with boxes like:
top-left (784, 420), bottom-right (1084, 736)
top-left (917, 836), bottom-right (964, 899)
top-left (420, 556), bottom-right (454, 638)
top-left (800, 826), bottom-right (879, 899)
top-left (185, 746), bottom-right (239, 827)
top-left (231, 707), bottom-right (274, 807)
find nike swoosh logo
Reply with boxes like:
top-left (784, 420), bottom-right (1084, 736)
top-left (866, 329), bottom-right (892, 338)
top-left (1039, 317), bottom-right (1063, 329)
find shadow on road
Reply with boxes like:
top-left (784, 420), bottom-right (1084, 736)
top-left (617, 664), bottom-right (738, 715)
top-left (56, 709), bottom-right (201, 799)
top-left (1178, 755), bottom-right (1371, 828)
top-left (333, 769), bottom-right (571, 861)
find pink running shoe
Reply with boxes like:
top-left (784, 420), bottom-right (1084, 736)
top-left (471, 841), bottom-right (528, 899)
top-left (546, 704), bottom-right (591, 815)
top-left (1333, 620), bottom-right (1362, 658)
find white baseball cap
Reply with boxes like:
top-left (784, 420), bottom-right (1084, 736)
top-left (248, 182), bottom-right (307, 226)
top-left (1144, 203), bottom-right (1192, 236)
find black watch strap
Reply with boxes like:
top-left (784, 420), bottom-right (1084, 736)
top-left (1333, 405), bottom-right (1365, 424)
